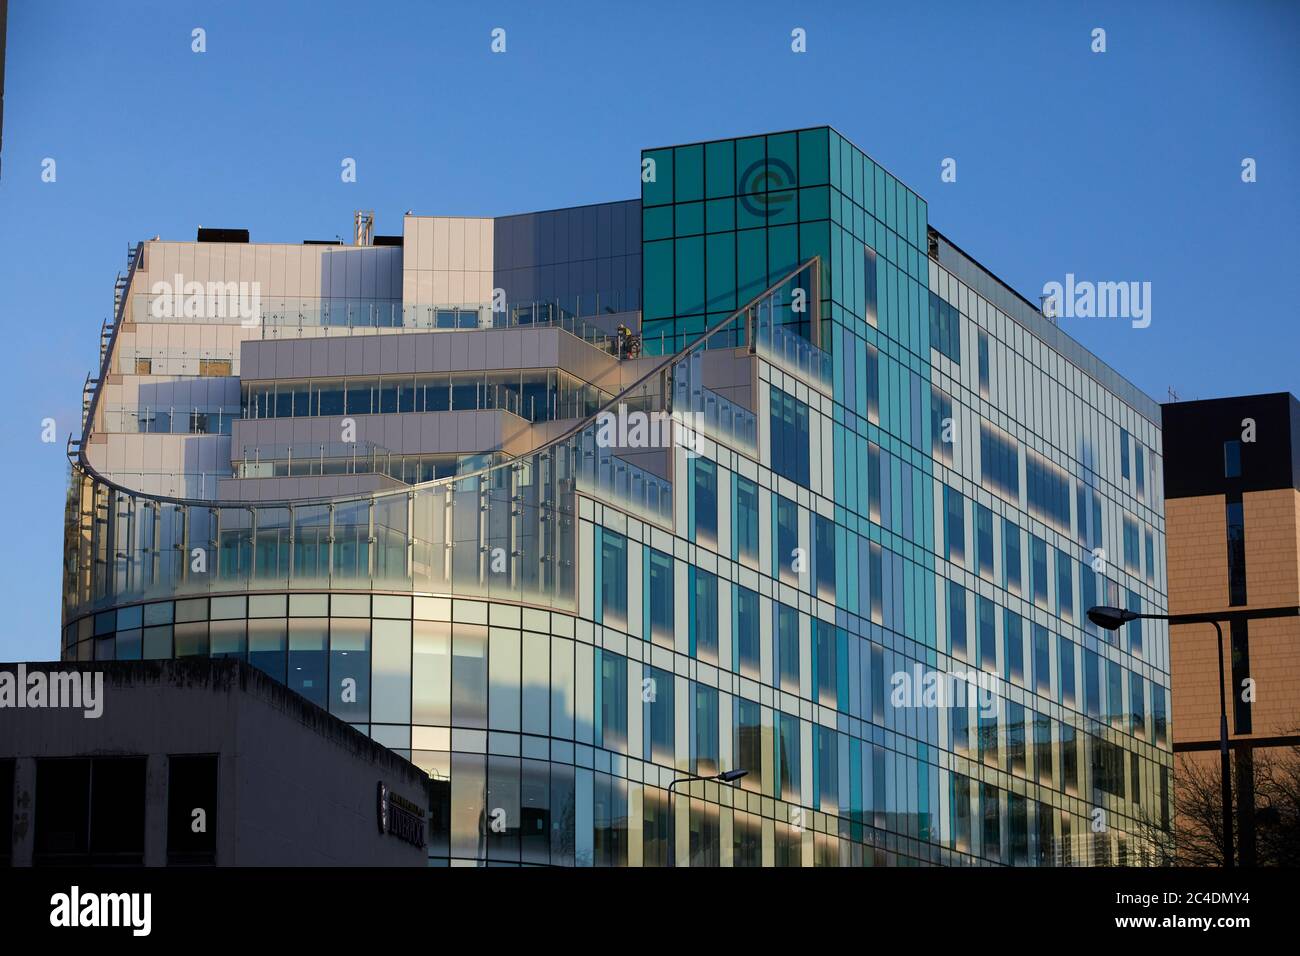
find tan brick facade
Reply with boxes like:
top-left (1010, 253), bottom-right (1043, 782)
top-left (1167, 489), bottom-right (1300, 745)
top-left (1242, 489), bottom-right (1300, 609)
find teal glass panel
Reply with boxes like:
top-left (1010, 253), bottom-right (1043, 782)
top-left (643, 205), bottom-right (673, 241)
top-left (675, 201), bottom-right (704, 237)
top-left (674, 143), bottom-right (704, 203)
top-left (797, 128), bottom-right (829, 186)
top-left (735, 136), bottom-right (765, 194)
top-left (768, 188), bottom-right (798, 226)
top-left (767, 224), bottom-right (798, 284)
top-left (795, 221), bottom-right (826, 283)
top-left (840, 138), bottom-right (855, 203)
top-left (767, 131), bottom-right (797, 187)
top-left (705, 197), bottom-right (735, 233)
top-left (799, 186), bottom-right (829, 221)
top-left (849, 142), bottom-right (863, 206)
top-left (642, 148), bottom-right (673, 206)
top-left (644, 240), bottom-right (674, 320)
top-left (736, 194), bottom-right (766, 231)
top-left (736, 229), bottom-right (767, 305)
top-left (674, 236), bottom-right (705, 317)
top-left (828, 129), bottom-right (842, 187)
top-left (705, 232), bottom-right (736, 314)
top-left (705, 140), bottom-right (735, 199)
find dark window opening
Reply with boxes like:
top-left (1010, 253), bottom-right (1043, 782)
top-left (769, 388), bottom-right (810, 487)
top-left (1230, 619), bottom-right (1253, 735)
top-left (928, 291), bottom-right (961, 364)
top-left (35, 757), bottom-right (146, 866)
top-left (1224, 440), bottom-right (1242, 479)
top-left (1227, 497), bottom-right (1248, 606)
top-left (167, 754), bottom-right (219, 865)
top-left (1091, 737), bottom-right (1126, 799)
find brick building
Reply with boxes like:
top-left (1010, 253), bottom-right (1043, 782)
top-left (1162, 392), bottom-right (1300, 864)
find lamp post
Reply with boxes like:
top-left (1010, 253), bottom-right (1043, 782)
top-left (666, 769), bottom-right (748, 867)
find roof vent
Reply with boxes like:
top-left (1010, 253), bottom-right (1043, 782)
top-left (196, 227), bottom-right (249, 243)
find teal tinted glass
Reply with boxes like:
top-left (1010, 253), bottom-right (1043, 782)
top-left (674, 144), bottom-right (704, 203)
top-left (643, 205), bottom-right (673, 241)
top-left (705, 140), bottom-right (735, 199)
top-left (798, 128), bottom-right (829, 186)
top-left (799, 186), bottom-right (830, 221)
top-left (705, 197), bottom-right (735, 233)
top-left (644, 239), bottom-right (674, 320)
top-left (675, 201), bottom-right (704, 237)
top-left (735, 137), bottom-right (765, 193)
top-left (674, 236), bottom-right (705, 316)
top-left (642, 148), bottom-right (673, 206)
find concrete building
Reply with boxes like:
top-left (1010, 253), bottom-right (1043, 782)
top-left (1162, 392), bottom-right (1300, 864)
top-left (60, 127), bottom-right (1171, 866)
top-left (1, 659), bottom-right (431, 866)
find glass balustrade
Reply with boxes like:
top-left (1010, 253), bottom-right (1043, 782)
top-left (234, 442), bottom-right (504, 485)
top-left (131, 293), bottom-right (626, 355)
top-left (102, 404), bottom-right (240, 435)
top-left (240, 369), bottom-right (609, 425)
top-left (118, 348), bottom-right (239, 377)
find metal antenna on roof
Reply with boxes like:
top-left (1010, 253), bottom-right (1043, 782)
top-left (354, 210), bottom-right (375, 246)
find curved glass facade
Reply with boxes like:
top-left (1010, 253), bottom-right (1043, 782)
top-left (64, 258), bottom-right (844, 866)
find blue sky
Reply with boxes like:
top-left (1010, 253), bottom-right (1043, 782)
top-left (0, 0), bottom-right (1295, 661)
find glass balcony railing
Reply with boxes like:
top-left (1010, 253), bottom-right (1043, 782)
top-left (235, 442), bottom-right (502, 485)
top-left (66, 259), bottom-right (822, 621)
top-left (132, 293), bottom-right (624, 354)
top-left (751, 296), bottom-right (833, 388)
top-left (118, 348), bottom-right (238, 378)
top-left (671, 352), bottom-right (758, 450)
top-left (102, 404), bottom-right (240, 435)
top-left (241, 369), bottom-right (610, 426)
top-left (575, 433), bottom-right (673, 525)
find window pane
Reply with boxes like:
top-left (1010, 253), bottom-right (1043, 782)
top-left (329, 618), bottom-right (371, 723)
top-left (452, 624), bottom-right (489, 729)
top-left (288, 618), bottom-right (327, 707)
top-left (646, 549), bottom-right (674, 644)
top-left (692, 683), bottom-right (719, 776)
top-left (692, 568), bottom-right (718, 665)
top-left (372, 619), bottom-right (412, 724)
top-left (599, 530), bottom-right (628, 628)
top-left (599, 651), bottom-right (628, 751)
top-left (735, 585), bottom-right (760, 679)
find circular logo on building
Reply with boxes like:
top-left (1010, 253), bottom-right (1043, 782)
top-left (739, 158), bottom-right (796, 217)
top-left (377, 781), bottom-right (389, 834)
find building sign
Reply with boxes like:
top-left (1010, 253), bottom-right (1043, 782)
top-left (376, 781), bottom-right (426, 848)
top-left (738, 158), bottom-right (795, 217)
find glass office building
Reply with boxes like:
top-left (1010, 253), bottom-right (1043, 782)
top-left (62, 127), bottom-right (1172, 866)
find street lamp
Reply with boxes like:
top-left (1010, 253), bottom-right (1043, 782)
top-left (666, 769), bottom-right (749, 867)
top-left (1088, 604), bottom-right (1233, 867)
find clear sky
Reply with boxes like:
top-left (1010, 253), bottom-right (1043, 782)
top-left (0, 0), bottom-right (1295, 662)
